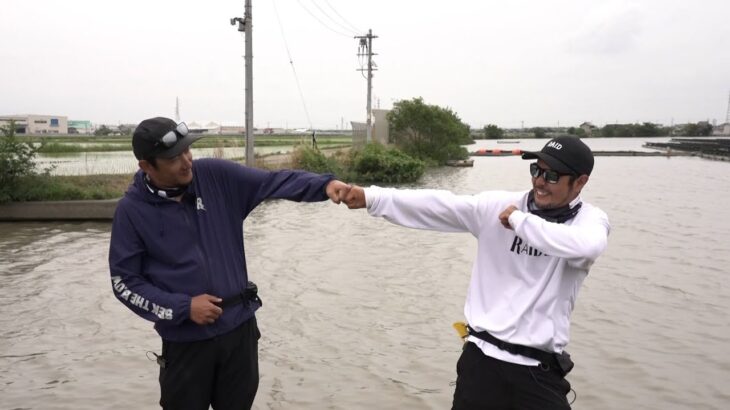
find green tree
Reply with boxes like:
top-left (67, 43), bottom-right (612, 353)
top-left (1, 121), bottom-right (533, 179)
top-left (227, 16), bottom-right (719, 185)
top-left (483, 124), bottom-right (504, 140)
top-left (0, 121), bottom-right (47, 203)
top-left (601, 124), bottom-right (635, 138)
top-left (118, 124), bottom-right (135, 136)
top-left (94, 125), bottom-right (113, 136)
top-left (387, 98), bottom-right (470, 165)
top-left (636, 122), bottom-right (661, 137)
top-left (680, 122), bottom-right (712, 136)
top-left (533, 128), bottom-right (547, 139)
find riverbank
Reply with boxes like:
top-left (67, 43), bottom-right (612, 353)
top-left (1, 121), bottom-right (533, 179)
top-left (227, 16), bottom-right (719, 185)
top-left (0, 147), bottom-right (347, 221)
top-left (0, 199), bottom-right (119, 221)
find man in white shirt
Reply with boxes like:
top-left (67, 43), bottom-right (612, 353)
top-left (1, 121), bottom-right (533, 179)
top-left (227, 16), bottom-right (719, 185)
top-left (341, 137), bottom-right (610, 410)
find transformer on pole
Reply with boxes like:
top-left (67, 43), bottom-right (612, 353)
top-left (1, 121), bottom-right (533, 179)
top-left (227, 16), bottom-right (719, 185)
top-left (355, 30), bottom-right (378, 144)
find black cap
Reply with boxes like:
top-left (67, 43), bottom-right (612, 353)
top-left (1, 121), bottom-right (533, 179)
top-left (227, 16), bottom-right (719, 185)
top-left (132, 117), bottom-right (203, 160)
top-left (521, 136), bottom-right (594, 176)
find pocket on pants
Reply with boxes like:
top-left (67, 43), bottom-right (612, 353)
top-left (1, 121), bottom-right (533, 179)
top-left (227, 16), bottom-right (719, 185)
top-left (529, 365), bottom-right (572, 400)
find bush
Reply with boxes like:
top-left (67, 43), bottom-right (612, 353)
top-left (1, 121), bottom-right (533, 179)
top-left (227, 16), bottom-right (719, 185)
top-left (349, 143), bottom-right (424, 183)
top-left (291, 143), bottom-right (424, 184)
top-left (291, 145), bottom-right (342, 175)
top-left (0, 121), bottom-right (49, 203)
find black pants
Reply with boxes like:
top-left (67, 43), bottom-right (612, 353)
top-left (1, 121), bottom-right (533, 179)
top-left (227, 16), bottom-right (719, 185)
top-left (452, 342), bottom-right (572, 410)
top-left (159, 316), bottom-right (261, 410)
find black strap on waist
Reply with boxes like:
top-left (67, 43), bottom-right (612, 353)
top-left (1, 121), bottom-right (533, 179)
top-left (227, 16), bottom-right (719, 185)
top-left (219, 281), bottom-right (263, 308)
top-left (466, 325), bottom-right (573, 375)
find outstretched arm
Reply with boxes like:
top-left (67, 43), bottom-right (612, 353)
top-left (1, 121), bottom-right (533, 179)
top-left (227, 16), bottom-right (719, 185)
top-left (342, 185), bottom-right (481, 234)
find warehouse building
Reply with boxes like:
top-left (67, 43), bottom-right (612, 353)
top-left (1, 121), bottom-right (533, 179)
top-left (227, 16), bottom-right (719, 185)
top-left (0, 114), bottom-right (69, 134)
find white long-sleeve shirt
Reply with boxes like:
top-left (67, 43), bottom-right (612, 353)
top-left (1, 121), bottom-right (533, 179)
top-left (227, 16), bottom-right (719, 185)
top-left (365, 187), bottom-right (610, 366)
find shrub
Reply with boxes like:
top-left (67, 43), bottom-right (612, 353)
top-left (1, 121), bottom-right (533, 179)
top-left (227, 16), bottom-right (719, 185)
top-left (0, 121), bottom-right (49, 203)
top-left (291, 145), bottom-right (342, 175)
top-left (291, 143), bottom-right (424, 184)
top-left (349, 143), bottom-right (424, 183)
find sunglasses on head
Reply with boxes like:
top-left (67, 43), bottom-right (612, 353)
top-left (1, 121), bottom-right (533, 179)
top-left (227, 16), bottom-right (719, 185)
top-left (157, 122), bottom-right (189, 148)
top-left (530, 162), bottom-right (573, 184)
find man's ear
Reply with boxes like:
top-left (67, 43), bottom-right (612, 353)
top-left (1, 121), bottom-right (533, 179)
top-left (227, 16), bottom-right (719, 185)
top-left (139, 159), bottom-right (154, 174)
top-left (574, 174), bottom-right (589, 192)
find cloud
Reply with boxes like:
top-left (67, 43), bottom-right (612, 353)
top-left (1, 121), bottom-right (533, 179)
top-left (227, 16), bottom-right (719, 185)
top-left (568, 1), bottom-right (644, 55)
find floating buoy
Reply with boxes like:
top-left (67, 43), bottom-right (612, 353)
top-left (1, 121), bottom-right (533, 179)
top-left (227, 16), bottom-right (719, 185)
top-left (470, 148), bottom-right (522, 157)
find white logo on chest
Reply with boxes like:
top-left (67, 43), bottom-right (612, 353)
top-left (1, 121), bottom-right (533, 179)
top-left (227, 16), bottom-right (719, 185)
top-left (196, 197), bottom-right (206, 211)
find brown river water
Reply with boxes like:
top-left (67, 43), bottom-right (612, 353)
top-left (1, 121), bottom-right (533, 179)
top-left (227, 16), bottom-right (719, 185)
top-left (1, 139), bottom-right (729, 409)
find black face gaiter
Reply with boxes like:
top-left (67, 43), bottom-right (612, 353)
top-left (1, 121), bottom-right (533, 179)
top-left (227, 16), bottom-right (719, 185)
top-left (144, 173), bottom-right (188, 199)
top-left (527, 191), bottom-right (582, 224)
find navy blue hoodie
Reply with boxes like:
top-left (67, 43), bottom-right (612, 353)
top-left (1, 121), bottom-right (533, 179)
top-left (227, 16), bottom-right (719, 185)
top-left (109, 158), bottom-right (333, 342)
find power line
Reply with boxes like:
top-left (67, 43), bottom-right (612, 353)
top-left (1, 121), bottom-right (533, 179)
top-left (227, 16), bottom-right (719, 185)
top-left (295, 0), bottom-right (352, 37)
top-left (272, 0), bottom-right (313, 129)
top-left (307, 0), bottom-right (358, 35)
top-left (323, 0), bottom-right (362, 33)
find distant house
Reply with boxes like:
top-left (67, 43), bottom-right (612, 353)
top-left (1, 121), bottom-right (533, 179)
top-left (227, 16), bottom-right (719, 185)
top-left (712, 123), bottom-right (730, 136)
top-left (579, 122), bottom-right (597, 136)
top-left (0, 114), bottom-right (68, 134)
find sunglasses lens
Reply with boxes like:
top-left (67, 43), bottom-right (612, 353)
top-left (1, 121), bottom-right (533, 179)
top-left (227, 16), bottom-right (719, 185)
top-left (176, 122), bottom-right (189, 136)
top-left (530, 163), bottom-right (540, 178)
top-left (530, 163), bottom-right (561, 183)
top-left (161, 131), bottom-right (177, 147)
top-left (545, 170), bottom-right (559, 183)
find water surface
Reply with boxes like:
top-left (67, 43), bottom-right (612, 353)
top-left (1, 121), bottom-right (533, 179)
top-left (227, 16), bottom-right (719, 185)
top-left (1, 139), bottom-right (729, 409)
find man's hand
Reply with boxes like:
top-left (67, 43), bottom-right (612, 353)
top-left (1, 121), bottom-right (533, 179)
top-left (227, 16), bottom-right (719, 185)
top-left (190, 294), bottom-right (223, 325)
top-left (498, 205), bottom-right (519, 230)
top-left (342, 185), bottom-right (366, 209)
top-left (326, 180), bottom-right (351, 204)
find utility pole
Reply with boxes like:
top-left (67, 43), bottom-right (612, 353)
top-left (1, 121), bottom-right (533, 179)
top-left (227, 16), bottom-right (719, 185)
top-left (355, 29), bottom-right (378, 143)
top-left (725, 91), bottom-right (730, 124)
top-left (231, 0), bottom-right (254, 167)
top-left (174, 97), bottom-right (180, 122)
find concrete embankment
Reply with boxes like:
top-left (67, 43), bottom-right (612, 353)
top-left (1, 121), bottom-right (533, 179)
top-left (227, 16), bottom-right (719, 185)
top-left (0, 199), bottom-right (119, 221)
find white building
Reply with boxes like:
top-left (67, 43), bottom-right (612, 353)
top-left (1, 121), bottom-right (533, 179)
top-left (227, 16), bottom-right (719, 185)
top-left (579, 121), bottom-right (597, 136)
top-left (712, 123), bottom-right (730, 136)
top-left (351, 109), bottom-right (391, 148)
top-left (0, 114), bottom-right (68, 134)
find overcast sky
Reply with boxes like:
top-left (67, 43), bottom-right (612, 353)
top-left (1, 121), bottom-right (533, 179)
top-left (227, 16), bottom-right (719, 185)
top-left (2, 0), bottom-right (729, 129)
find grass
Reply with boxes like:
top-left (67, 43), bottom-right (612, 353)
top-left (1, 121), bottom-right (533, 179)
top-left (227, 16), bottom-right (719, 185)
top-left (9, 174), bottom-right (134, 202)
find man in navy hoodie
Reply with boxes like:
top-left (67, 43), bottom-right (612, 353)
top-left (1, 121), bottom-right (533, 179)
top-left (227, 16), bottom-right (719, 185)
top-left (109, 117), bottom-right (350, 410)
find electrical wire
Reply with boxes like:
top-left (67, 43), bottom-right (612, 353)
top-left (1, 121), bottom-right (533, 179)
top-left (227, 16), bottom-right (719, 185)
top-left (323, 0), bottom-right (363, 34)
top-left (272, 0), bottom-right (313, 130)
top-left (307, 0), bottom-right (358, 36)
top-left (295, 0), bottom-right (352, 37)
